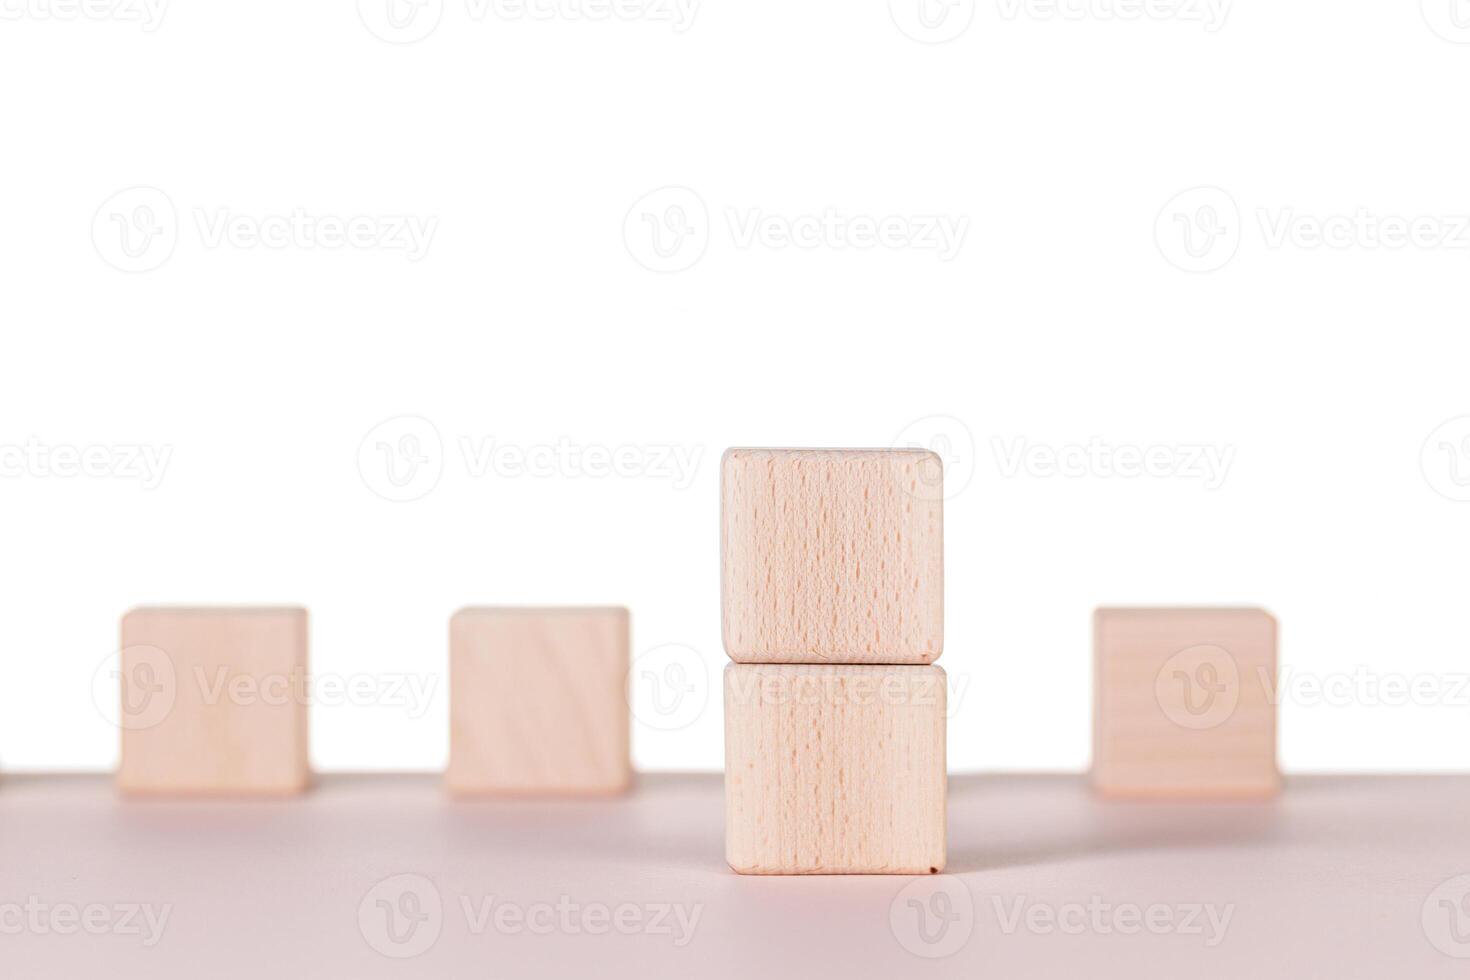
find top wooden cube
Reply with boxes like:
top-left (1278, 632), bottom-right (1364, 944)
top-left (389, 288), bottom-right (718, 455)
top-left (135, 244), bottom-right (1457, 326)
top-left (721, 448), bottom-right (943, 664)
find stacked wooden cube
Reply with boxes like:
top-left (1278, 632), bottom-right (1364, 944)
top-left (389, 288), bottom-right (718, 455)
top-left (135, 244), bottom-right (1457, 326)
top-left (721, 448), bottom-right (947, 874)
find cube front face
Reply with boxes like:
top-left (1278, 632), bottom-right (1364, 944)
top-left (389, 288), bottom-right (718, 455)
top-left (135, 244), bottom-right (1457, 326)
top-left (721, 448), bottom-right (944, 665)
top-left (724, 664), bottom-right (947, 874)
top-left (447, 607), bottom-right (631, 796)
top-left (1092, 607), bottom-right (1280, 800)
top-left (118, 607), bottom-right (310, 796)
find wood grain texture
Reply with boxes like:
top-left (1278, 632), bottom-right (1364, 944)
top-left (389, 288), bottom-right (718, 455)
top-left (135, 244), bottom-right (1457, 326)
top-left (447, 607), bottom-right (631, 796)
top-left (118, 607), bottom-right (310, 796)
top-left (724, 664), bottom-right (946, 874)
top-left (721, 448), bottom-right (943, 664)
top-left (1092, 607), bottom-right (1280, 800)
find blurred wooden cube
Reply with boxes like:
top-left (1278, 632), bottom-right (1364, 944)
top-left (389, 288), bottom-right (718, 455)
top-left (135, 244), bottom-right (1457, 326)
top-left (721, 448), bottom-right (943, 664)
top-left (724, 664), bottom-right (947, 874)
top-left (1092, 607), bottom-right (1280, 799)
top-left (118, 607), bottom-right (310, 796)
top-left (447, 607), bottom-right (631, 796)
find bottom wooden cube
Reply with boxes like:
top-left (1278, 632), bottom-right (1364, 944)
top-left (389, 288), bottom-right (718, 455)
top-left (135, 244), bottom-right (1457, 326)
top-left (724, 664), bottom-right (946, 874)
top-left (446, 607), bottom-right (631, 796)
top-left (1092, 607), bottom-right (1280, 800)
top-left (118, 607), bottom-right (310, 796)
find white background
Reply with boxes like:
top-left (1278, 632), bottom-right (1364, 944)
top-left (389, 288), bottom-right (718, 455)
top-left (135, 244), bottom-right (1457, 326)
top-left (2, 0), bottom-right (1469, 775)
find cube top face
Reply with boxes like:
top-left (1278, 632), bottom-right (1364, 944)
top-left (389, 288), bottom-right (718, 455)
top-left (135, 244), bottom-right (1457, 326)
top-left (721, 448), bottom-right (943, 665)
top-left (447, 606), bottom-right (631, 796)
top-left (724, 664), bottom-right (947, 874)
top-left (118, 606), bottom-right (310, 796)
top-left (1092, 607), bottom-right (1279, 800)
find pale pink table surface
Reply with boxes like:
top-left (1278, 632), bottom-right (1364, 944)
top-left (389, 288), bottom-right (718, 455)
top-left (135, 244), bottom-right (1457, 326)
top-left (0, 773), bottom-right (1464, 977)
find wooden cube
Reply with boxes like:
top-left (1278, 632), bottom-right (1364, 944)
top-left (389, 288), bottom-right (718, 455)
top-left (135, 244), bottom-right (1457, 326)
top-left (118, 607), bottom-right (310, 796)
top-left (724, 664), bottom-right (947, 874)
top-left (447, 607), bottom-right (631, 796)
top-left (1092, 607), bottom-right (1280, 799)
top-left (721, 448), bottom-right (943, 664)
